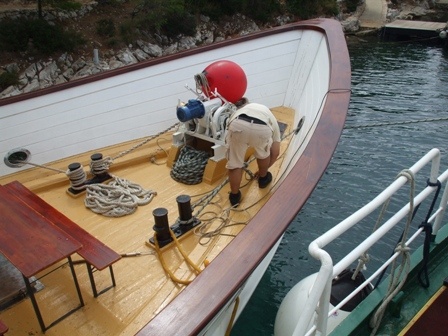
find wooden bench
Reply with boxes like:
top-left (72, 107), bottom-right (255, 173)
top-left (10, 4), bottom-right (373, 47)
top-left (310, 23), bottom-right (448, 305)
top-left (4, 181), bottom-right (121, 297)
top-left (0, 320), bottom-right (8, 335)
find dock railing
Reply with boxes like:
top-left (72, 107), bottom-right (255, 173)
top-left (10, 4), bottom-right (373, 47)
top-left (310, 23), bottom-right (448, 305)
top-left (295, 148), bottom-right (448, 336)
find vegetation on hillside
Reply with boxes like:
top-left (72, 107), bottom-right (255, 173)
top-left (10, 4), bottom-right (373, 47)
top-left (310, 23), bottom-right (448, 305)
top-left (0, 0), bottom-right (352, 52)
top-left (0, 0), bottom-right (361, 90)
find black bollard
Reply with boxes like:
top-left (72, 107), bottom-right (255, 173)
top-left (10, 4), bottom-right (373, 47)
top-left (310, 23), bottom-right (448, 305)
top-left (68, 162), bottom-right (81, 172)
top-left (152, 208), bottom-right (173, 247)
top-left (176, 195), bottom-right (193, 222)
top-left (87, 153), bottom-right (111, 184)
top-left (67, 162), bottom-right (86, 195)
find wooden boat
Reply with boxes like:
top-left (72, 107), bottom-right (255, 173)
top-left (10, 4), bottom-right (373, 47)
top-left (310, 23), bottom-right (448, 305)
top-left (0, 19), bottom-right (351, 335)
top-left (275, 148), bottom-right (448, 336)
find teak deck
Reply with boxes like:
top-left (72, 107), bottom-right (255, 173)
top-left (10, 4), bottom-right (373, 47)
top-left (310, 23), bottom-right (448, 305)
top-left (0, 106), bottom-right (294, 335)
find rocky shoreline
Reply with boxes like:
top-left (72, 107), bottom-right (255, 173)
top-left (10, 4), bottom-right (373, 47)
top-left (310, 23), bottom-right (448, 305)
top-left (0, 0), bottom-right (444, 99)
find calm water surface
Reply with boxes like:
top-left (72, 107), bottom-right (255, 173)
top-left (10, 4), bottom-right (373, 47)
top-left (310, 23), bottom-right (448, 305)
top-left (232, 38), bottom-right (448, 335)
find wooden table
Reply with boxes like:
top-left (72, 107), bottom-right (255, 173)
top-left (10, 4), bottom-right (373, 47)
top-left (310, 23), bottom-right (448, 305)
top-left (0, 185), bottom-right (84, 332)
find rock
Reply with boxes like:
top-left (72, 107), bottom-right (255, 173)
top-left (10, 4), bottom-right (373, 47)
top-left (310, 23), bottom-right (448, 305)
top-left (72, 58), bottom-right (87, 73)
top-left (342, 16), bottom-right (361, 32)
top-left (136, 40), bottom-right (163, 57)
top-left (0, 85), bottom-right (21, 98)
top-left (163, 43), bottom-right (179, 56)
top-left (178, 36), bottom-right (197, 51)
top-left (116, 49), bottom-right (138, 65)
top-left (5, 63), bottom-right (20, 74)
top-left (109, 59), bottom-right (124, 70)
top-left (133, 49), bottom-right (150, 62)
top-left (39, 61), bottom-right (59, 83)
top-left (22, 78), bottom-right (40, 93)
top-left (62, 68), bottom-right (75, 80)
top-left (23, 63), bottom-right (41, 80)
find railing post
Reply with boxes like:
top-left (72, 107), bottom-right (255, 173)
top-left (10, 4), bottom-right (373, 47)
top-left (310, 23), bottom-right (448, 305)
top-left (429, 148), bottom-right (441, 184)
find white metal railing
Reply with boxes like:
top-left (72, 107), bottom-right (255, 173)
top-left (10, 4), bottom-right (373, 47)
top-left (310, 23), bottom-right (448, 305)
top-left (293, 148), bottom-right (448, 336)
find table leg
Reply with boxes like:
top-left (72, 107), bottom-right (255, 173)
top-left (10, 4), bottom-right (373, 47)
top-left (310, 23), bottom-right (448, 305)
top-left (23, 275), bottom-right (46, 332)
top-left (23, 257), bottom-right (85, 332)
top-left (68, 256), bottom-right (84, 306)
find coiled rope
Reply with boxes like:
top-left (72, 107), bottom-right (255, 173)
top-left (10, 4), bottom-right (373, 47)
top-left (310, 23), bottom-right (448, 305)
top-left (85, 176), bottom-right (156, 217)
top-left (369, 169), bottom-right (415, 335)
top-left (170, 146), bottom-right (210, 185)
top-left (66, 164), bottom-right (88, 191)
top-left (90, 156), bottom-right (113, 175)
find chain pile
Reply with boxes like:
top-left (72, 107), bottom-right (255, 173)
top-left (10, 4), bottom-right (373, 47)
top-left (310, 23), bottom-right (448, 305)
top-left (170, 146), bottom-right (210, 185)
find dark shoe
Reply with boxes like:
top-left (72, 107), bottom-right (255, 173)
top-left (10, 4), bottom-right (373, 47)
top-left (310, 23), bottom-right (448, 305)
top-left (229, 190), bottom-right (241, 206)
top-left (258, 172), bottom-right (272, 189)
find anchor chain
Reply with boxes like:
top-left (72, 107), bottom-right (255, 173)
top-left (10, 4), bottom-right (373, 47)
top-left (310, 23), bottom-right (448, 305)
top-left (170, 146), bottom-right (210, 185)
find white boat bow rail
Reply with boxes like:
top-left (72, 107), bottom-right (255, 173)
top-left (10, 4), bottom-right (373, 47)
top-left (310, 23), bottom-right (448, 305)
top-left (296, 148), bottom-right (448, 336)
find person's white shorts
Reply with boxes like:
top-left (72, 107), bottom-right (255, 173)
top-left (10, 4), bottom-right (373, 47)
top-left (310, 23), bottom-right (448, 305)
top-left (225, 118), bottom-right (273, 169)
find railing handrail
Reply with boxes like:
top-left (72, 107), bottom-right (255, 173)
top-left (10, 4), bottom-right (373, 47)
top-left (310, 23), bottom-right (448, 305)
top-left (294, 148), bottom-right (448, 335)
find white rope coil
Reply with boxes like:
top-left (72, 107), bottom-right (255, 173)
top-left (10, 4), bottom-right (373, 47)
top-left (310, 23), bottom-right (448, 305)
top-left (90, 156), bottom-right (113, 175)
top-left (66, 164), bottom-right (87, 190)
top-left (85, 176), bottom-right (156, 217)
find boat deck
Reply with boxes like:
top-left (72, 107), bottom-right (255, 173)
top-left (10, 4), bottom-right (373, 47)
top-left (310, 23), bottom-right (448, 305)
top-left (400, 281), bottom-right (448, 336)
top-left (0, 106), bottom-right (296, 335)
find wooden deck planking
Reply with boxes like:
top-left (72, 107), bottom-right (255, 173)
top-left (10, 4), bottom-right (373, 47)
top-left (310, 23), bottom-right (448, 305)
top-left (0, 106), bottom-right (294, 335)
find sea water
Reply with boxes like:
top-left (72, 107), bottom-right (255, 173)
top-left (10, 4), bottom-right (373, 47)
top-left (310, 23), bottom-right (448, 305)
top-left (232, 37), bottom-right (448, 335)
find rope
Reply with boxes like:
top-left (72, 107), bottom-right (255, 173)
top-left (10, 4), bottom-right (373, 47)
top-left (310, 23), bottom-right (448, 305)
top-left (11, 122), bottom-right (178, 180)
top-left (417, 179), bottom-right (441, 288)
top-left (344, 116), bottom-right (448, 129)
top-left (90, 156), bottom-right (113, 175)
top-left (66, 164), bottom-right (87, 190)
top-left (153, 234), bottom-right (192, 285)
top-left (170, 146), bottom-right (210, 185)
top-left (152, 228), bottom-right (203, 285)
top-left (85, 176), bottom-right (156, 217)
top-left (18, 161), bottom-right (66, 174)
top-left (352, 253), bottom-right (370, 280)
top-left (111, 123), bottom-right (179, 161)
top-left (194, 72), bottom-right (211, 97)
top-left (225, 297), bottom-right (240, 336)
top-left (369, 169), bottom-right (415, 335)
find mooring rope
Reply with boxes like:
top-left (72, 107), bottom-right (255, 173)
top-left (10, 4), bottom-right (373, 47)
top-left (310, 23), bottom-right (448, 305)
top-left (85, 176), bottom-right (156, 217)
top-left (170, 146), bottom-right (210, 185)
top-left (369, 169), bottom-right (415, 335)
top-left (344, 116), bottom-right (448, 129)
top-left (111, 123), bottom-right (179, 161)
top-left (90, 156), bottom-right (113, 175)
top-left (152, 228), bottom-right (203, 285)
top-left (66, 164), bottom-right (88, 190)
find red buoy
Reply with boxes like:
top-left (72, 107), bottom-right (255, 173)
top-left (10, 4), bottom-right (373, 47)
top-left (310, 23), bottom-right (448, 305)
top-left (202, 60), bottom-right (247, 103)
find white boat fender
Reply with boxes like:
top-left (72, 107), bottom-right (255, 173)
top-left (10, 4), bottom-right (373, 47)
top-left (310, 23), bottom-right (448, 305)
top-left (274, 269), bottom-right (372, 336)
